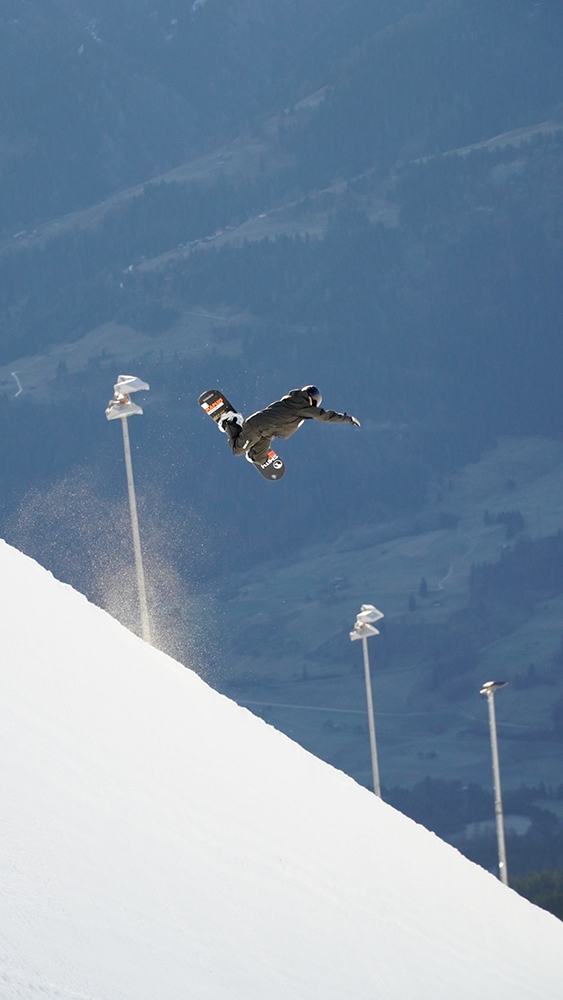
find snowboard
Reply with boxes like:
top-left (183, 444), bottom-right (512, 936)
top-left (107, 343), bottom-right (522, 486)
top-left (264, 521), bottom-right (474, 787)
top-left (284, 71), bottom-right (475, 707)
top-left (198, 389), bottom-right (286, 481)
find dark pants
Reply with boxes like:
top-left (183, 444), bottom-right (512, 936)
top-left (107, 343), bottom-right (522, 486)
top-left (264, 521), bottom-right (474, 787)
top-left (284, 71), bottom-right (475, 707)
top-left (226, 420), bottom-right (274, 465)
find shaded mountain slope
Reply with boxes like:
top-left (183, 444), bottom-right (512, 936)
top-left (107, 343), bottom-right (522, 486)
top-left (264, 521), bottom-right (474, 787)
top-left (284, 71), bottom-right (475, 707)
top-left (0, 0), bottom-right (424, 230)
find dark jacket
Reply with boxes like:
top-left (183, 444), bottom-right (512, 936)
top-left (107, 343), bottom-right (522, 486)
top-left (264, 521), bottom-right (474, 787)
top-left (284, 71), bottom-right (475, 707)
top-left (244, 389), bottom-right (355, 440)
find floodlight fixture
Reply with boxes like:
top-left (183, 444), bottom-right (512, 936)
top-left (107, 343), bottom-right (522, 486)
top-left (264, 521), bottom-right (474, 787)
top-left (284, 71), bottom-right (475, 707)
top-left (105, 374), bottom-right (150, 421)
top-left (480, 680), bottom-right (507, 696)
top-left (356, 604), bottom-right (385, 625)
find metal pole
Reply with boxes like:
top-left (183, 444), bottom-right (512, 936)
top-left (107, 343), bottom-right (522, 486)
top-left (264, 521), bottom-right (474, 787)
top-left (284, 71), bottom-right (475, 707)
top-left (487, 690), bottom-right (508, 885)
top-left (121, 416), bottom-right (152, 644)
top-left (362, 635), bottom-right (381, 797)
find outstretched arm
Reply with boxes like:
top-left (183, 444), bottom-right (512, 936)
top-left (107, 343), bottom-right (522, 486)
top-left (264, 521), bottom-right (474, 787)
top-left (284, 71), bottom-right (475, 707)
top-left (309, 406), bottom-right (361, 427)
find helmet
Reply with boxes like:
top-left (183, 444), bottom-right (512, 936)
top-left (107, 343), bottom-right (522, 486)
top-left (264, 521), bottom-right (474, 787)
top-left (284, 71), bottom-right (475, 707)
top-left (302, 385), bottom-right (322, 406)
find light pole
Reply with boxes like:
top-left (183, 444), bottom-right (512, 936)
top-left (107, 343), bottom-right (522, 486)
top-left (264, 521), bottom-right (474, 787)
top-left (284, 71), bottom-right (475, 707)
top-left (106, 375), bottom-right (152, 644)
top-left (350, 604), bottom-right (384, 797)
top-left (480, 680), bottom-right (508, 885)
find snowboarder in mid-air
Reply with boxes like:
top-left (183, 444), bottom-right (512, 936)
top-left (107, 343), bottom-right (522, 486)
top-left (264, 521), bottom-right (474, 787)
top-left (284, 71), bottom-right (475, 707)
top-left (218, 385), bottom-right (361, 466)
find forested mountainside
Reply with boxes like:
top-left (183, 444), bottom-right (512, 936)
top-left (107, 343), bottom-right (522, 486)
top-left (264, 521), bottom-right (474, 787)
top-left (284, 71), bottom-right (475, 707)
top-left (1, 0), bottom-right (562, 590)
top-left (0, 0), bottom-right (423, 230)
top-left (292, 0), bottom-right (563, 181)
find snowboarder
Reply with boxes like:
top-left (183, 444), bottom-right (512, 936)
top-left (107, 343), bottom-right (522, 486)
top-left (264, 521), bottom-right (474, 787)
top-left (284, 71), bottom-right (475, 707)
top-left (218, 385), bottom-right (361, 465)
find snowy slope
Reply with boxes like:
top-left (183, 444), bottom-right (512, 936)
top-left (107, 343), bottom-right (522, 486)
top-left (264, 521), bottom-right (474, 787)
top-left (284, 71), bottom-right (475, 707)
top-left (0, 540), bottom-right (562, 1000)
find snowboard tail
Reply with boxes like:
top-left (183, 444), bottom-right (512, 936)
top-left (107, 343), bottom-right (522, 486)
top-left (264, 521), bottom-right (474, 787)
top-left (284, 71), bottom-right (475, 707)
top-left (198, 389), bottom-right (286, 481)
top-left (198, 390), bottom-right (235, 426)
